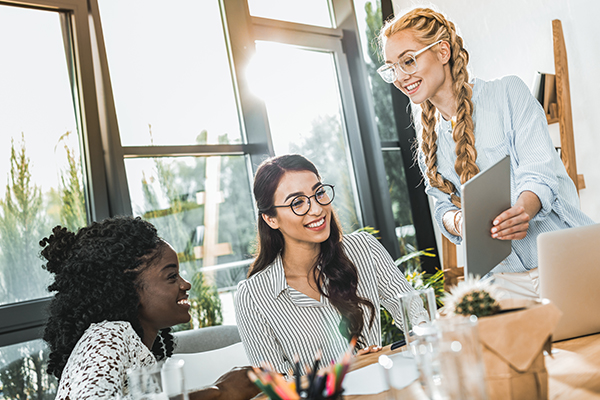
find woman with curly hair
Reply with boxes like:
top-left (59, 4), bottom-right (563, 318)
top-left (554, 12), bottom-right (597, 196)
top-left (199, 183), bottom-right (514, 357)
top-left (234, 154), bottom-right (416, 376)
top-left (377, 7), bottom-right (594, 297)
top-left (40, 216), bottom-right (259, 400)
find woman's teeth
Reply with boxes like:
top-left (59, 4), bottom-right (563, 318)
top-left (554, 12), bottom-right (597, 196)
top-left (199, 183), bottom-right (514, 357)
top-left (307, 218), bottom-right (325, 228)
top-left (177, 299), bottom-right (190, 306)
top-left (406, 81), bottom-right (421, 91)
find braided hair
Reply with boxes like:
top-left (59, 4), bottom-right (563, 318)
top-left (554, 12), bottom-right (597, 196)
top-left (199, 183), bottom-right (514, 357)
top-left (39, 216), bottom-right (174, 379)
top-left (380, 7), bottom-right (479, 208)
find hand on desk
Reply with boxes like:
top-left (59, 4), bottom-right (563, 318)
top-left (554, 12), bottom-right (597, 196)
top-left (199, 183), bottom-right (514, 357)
top-left (491, 191), bottom-right (541, 240)
top-left (188, 366), bottom-right (260, 400)
top-left (356, 344), bottom-right (383, 356)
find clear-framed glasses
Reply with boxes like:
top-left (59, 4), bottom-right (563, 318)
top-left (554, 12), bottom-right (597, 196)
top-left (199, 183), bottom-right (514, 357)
top-left (267, 184), bottom-right (335, 216)
top-left (377, 40), bottom-right (442, 83)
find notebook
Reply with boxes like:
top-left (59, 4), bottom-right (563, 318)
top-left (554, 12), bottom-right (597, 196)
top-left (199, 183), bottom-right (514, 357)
top-left (461, 155), bottom-right (512, 278)
top-left (538, 223), bottom-right (600, 341)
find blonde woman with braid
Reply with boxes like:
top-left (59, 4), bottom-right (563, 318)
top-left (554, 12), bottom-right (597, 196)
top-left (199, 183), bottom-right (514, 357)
top-left (378, 7), bottom-right (594, 298)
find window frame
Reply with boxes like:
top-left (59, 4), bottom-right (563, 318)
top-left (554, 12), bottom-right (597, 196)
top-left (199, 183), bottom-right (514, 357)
top-left (0, 0), bottom-right (111, 347)
top-left (0, 0), bottom-right (440, 350)
top-left (377, 0), bottom-right (440, 273)
top-left (221, 0), bottom-right (401, 257)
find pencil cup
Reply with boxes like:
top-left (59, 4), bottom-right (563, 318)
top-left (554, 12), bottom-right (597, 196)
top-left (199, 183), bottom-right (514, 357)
top-left (397, 288), bottom-right (438, 347)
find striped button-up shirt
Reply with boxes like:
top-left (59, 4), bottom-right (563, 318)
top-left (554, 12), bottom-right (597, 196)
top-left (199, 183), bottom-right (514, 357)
top-left (417, 75), bottom-right (595, 274)
top-left (234, 231), bottom-right (414, 375)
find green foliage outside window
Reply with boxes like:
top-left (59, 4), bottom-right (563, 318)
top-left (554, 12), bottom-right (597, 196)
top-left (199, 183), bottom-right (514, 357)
top-left (140, 130), bottom-right (224, 330)
top-left (0, 132), bottom-right (85, 399)
top-left (356, 228), bottom-right (443, 346)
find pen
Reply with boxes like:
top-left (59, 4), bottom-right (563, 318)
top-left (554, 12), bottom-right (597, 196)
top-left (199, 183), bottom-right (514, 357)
top-left (307, 349), bottom-right (321, 397)
top-left (390, 338), bottom-right (406, 350)
top-left (293, 354), bottom-right (301, 395)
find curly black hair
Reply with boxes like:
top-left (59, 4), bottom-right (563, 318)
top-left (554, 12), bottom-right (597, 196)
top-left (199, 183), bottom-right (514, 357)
top-left (39, 216), bottom-right (175, 379)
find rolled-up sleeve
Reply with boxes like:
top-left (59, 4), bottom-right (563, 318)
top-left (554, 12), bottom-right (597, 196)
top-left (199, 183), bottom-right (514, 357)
top-left (234, 281), bottom-right (288, 374)
top-left (417, 152), bottom-right (463, 244)
top-left (359, 232), bottom-right (427, 332)
top-left (505, 76), bottom-right (559, 220)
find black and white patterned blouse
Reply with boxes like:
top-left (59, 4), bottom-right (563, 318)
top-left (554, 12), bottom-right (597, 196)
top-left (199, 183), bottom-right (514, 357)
top-left (56, 321), bottom-right (156, 400)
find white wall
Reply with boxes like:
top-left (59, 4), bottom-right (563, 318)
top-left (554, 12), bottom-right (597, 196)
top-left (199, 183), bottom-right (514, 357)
top-left (394, 0), bottom-right (599, 223)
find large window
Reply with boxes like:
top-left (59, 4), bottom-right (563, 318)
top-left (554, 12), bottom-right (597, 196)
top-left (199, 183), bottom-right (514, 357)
top-left (353, 0), bottom-right (418, 253)
top-left (0, 0), bottom-right (106, 397)
top-left (222, 0), bottom-right (399, 250)
top-left (0, 4), bottom-right (88, 306)
top-left (97, 0), bottom-right (242, 147)
top-left (1, 0), bottom-right (433, 397)
top-left (249, 41), bottom-right (361, 231)
top-left (96, 0), bottom-right (258, 326)
top-left (248, 0), bottom-right (333, 27)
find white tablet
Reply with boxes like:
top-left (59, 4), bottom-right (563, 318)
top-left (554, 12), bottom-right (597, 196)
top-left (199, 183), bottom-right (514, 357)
top-left (461, 155), bottom-right (512, 277)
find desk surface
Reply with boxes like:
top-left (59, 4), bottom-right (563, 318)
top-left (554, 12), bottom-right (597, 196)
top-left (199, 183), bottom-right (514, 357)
top-left (253, 333), bottom-right (600, 400)
top-left (547, 334), bottom-right (600, 399)
top-left (343, 333), bottom-right (600, 400)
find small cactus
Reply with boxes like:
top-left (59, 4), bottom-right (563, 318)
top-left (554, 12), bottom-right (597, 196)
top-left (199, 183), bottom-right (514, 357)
top-left (454, 289), bottom-right (499, 317)
top-left (442, 274), bottom-right (501, 317)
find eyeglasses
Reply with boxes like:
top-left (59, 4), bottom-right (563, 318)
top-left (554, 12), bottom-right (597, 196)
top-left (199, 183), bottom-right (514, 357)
top-left (267, 184), bottom-right (335, 216)
top-left (377, 40), bottom-right (442, 83)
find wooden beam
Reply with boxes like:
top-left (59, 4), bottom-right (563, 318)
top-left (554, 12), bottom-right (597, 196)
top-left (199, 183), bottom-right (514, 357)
top-left (441, 235), bottom-right (463, 290)
top-left (552, 19), bottom-right (580, 193)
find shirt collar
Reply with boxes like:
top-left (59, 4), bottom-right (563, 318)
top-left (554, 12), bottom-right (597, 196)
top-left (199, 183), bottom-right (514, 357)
top-left (272, 254), bottom-right (289, 299)
top-left (270, 254), bottom-right (328, 299)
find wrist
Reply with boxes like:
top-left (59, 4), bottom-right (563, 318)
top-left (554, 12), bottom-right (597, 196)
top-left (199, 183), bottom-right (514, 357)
top-left (443, 210), bottom-right (461, 236)
top-left (188, 386), bottom-right (221, 400)
top-left (453, 210), bottom-right (462, 236)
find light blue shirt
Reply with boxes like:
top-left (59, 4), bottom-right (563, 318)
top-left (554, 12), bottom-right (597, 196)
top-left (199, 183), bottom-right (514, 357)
top-left (418, 75), bottom-right (595, 274)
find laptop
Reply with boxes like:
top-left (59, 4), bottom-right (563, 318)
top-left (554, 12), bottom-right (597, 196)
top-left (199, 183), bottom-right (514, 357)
top-left (538, 223), bottom-right (600, 341)
top-left (461, 155), bottom-right (512, 278)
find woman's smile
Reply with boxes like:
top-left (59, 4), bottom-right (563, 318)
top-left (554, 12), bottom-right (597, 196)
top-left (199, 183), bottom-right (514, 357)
top-left (305, 216), bottom-right (327, 230)
top-left (405, 80), bottom-right (422, 94)
top-left (177, 297), bottom-right (191, 309)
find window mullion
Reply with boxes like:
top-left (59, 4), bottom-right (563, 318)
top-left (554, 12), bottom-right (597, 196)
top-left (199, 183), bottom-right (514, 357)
top-left (221, 0), bottom-right (273, 174)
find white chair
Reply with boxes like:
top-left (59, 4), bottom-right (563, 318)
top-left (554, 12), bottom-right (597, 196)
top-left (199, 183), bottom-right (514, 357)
top-left (170, 342), bottom-right (249, 392)
top-left (173, 324), bottom-right (242, 354)
top-left (169, 325), bottom-right (249, 392)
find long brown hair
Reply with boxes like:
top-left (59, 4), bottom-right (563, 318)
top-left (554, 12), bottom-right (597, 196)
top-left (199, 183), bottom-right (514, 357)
top-left (251, 154), bottom-right (375, 345)
top-left (380, 7), bottom-right (479, 208)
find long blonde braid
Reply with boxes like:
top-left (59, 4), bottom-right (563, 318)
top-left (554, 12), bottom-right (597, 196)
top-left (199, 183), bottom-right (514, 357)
top-left (380, 8), bottom-right (479, 208)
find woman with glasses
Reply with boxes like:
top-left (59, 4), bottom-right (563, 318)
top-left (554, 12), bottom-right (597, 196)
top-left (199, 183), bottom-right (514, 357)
top-left (234, 154), bottom-right (415, 375)
top-left (378, 7), bottom-right (594, 297)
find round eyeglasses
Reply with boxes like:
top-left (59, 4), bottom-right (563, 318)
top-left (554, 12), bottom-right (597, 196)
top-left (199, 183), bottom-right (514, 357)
top-left (377, 40), bottom-right (442, 83)
top-left (266, 184), bottom-right (335, 216)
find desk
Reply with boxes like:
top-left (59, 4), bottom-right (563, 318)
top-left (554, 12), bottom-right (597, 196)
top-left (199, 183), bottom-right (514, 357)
top-left (343, 333), bottom-right (600, 400)
top-left (547, 334), bottom-right (600, 399)
top-left (253, 333), bottom-right (600, 399)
